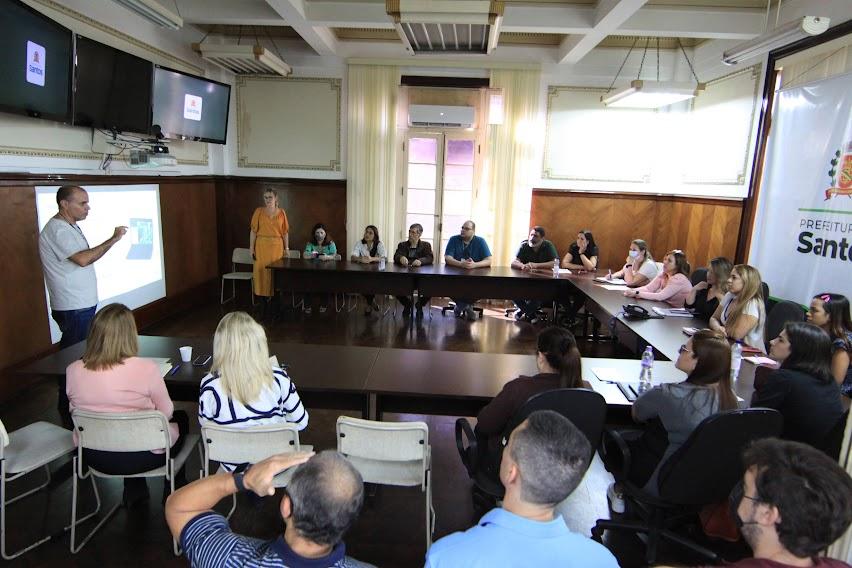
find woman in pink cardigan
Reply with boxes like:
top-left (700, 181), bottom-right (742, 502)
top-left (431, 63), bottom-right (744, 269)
top-left (623, 249), bottom-right (692, 307)
top-left (66, 303), bottom-right (188, 506)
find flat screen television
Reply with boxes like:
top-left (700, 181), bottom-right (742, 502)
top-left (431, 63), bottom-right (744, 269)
top-left (151, 65), bottom-right (231, 145)
top-left (0, 0), bottom-right (73, 122)
top-left (74, 35), bottom-right (152, 134)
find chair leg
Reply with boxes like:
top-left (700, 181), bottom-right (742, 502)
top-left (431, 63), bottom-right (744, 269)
top-left (425, 469), bottom-right (434, 551)
top-left (1, 463), bottom-right (54, 560)
top-left (70, 468), bottom-right (113, 554)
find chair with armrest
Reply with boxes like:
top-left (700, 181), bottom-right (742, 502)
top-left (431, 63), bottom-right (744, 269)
top-left (0, 419), bottom-right (81, 559)
top-left (70, 410), bottom-right (200, 555)
top-left (764, 300), bottom-right (805, 350)
top-left (221, 247), bottom-right (255, 305)
top-left (456, 388), bottom-right (607, 505)
top-left (689, 268), bottom-right (708, 287)
top-left (336, 416), bottom-right (434, 551)
top-left (591, 408), bottom-right (783, 565)
top-left (199, 422), bottom-right (312, 517)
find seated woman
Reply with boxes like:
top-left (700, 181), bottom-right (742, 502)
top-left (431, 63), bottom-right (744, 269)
top-left (562, 229), bottom-right (599, 272)
top-left (198, 311), bottom-right (309, 471)
top-left (753, 322), bottom-right (844, 447)
top-left (475, 327), bottom-right (584, 464)
top-left (66, 303), bottom-right (188, 505)
top-left (709, 264), bottom-right (765, 350)
top-left (685, 256), bottom-right (732, 322)
top-left (610, 239), bottom-right (659, 288)
top-left (623, 249), bottom-right (692, 308)
top-left (604, 330), bottom-right (736, 507)
top-left (350, 225), bottom-right (387, 314)
top-left (807, 292), bottom-right (852, 397)
top-left (303, 223), bottom-right (337, 314)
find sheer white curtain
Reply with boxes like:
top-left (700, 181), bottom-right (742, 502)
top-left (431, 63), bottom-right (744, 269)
top-left (476, 69), bottom-right (542, 266)
top-left (828, 411), bottom-right (852, 562)
top-left (346, 64), bottom-right (401, 254)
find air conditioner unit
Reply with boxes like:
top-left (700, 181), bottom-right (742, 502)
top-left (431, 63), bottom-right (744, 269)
top-left (409, 104), bottom-right (475, 128)
top-left (112, 0), bottom-right (183, 30)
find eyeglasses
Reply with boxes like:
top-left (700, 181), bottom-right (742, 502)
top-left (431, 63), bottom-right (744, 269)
top-left (678, 344), bottom-right (693, 355)
top-left (461, 226), bottom-right (473, 231)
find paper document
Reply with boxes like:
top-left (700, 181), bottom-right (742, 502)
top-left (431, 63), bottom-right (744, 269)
top-left (592, 367), bottom-right (624, 383)
top-left (558, 268), bottom-right (572, 274)
top-left (594, 277), bottom-right (627, 285)
top-left (599, 284), bottom-right (628, 291)
top-left (652, 307), bottom-right (694, 318)
top-left (743, 356), bottom-right (778, 367)
top-left (149, 357), bottom-right (173, 376)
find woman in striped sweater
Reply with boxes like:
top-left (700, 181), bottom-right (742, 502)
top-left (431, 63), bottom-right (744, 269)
top-left (198, 311), bottom-right (309, 471)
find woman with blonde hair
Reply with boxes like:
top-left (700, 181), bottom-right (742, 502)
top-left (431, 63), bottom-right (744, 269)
top-left (66, 303), bottom-right (188, 505)
top-left (610, 239), bottom-right (659, 288)
top-left (249, 188), bottom-right (289, 317)
top-left (198, 311), bottom-right (308, 471)
top-left (710, 264), bottom-right (766, 349)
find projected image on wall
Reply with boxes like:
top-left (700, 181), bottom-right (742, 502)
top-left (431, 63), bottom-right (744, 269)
top-left (35, 184), bottom-right (166, 343)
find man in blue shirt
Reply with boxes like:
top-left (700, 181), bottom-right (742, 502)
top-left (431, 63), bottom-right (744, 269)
top-left (166, 451), bottom-right (372, 568)
top-left (426, 410), bottom-right (619, 567)
top-left (443, 220), bottom-right (493, 320)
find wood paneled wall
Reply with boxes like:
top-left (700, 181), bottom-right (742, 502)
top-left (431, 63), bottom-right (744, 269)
top-left (215, 178), bottom-right (347, 274)
top-left (530, 190), bottom-right (744, 273)
top-left (0, 175), bottom-right (219, 402)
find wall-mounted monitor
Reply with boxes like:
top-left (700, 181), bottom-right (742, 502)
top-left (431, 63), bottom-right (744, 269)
top-left (0, 0), bottom-right (73, 122)
top-left (151, 65), bottom-right (231, 145)
top-left (74, 35), bottom-right (153, 134)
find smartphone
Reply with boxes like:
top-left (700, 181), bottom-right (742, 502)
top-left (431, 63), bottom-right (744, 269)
top-left (192, 354), bottom-right (212, 367)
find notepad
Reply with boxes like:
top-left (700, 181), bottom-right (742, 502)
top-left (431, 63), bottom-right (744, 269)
top-left (594, 277), bottom-right (627, 285)
top-left (599, 284), bottom-right (628, 291)
top-left (652, 307), bottom-right (694, 318)
top-left (744, 356), bottom-right (777, 367)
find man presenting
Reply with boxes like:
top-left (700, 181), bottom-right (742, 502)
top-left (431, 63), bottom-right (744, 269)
top-left (444, 220), bottom-right (492, 320)
top-left (426, 410), bottom-right (619, 567)
top-left (510, 226), bottom-right (559, 322)
top-left (39, 185), bottom-right (126, 423)
top-left (167, 450), bottom-right (372, 568)
top-left (393, 222), bottom-right (434, 319)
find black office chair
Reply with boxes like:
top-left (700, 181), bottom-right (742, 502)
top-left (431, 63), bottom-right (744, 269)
top-left (456, 388), bottom-right (607, 504)
top-left (592, 408), bottom-right (783, 565)
top-left (819, 410), bottom-right (849, 462)
top-left (761, 281), bottom-right (771, 319)
top-left (764, 300), bottom-right (806, 350)
top-left (441, 302), bottom-right (484, 319)
top-left (689, 267), bottom-right (708, 287)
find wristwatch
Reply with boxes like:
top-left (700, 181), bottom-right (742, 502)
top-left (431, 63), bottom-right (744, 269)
top-left (233, 472), bottom-right (247, 492)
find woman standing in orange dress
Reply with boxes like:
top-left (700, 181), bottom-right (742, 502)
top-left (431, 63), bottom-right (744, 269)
top-left (249, 189), bottom-right (289, 316)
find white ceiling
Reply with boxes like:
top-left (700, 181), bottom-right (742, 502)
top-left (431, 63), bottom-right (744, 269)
top-left (171, 0), bottom-right (820, 64)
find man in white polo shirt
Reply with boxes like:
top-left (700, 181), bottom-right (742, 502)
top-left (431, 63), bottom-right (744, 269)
top-left (39, 185), bottom-right (126, 423)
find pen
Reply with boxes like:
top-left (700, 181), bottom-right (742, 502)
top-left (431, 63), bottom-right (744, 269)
top-left (168, 365), bottom-right (180, 376)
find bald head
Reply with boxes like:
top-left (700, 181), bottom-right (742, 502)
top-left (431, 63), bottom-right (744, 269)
top-left (285, 451), bottom-right (364, 546)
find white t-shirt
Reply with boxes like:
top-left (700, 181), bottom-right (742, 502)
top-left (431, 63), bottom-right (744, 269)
top-left (38, 217), bottom-right (97, 311)
top-left (636, 259), bottom-right (660, 281)
top-left (351, 241), bottom-right (387, 259)
top-left (720, 291), bottom-right (765, 349)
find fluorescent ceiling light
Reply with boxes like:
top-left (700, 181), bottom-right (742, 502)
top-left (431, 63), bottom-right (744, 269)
top-left (192, 44), bottom-right (292, 76)
top-left (112, 0), bottom-right (183, 30)
top-left (722, 16), bottom-right (830, 65)
top-left (601, 80), bottom-right (705, 109)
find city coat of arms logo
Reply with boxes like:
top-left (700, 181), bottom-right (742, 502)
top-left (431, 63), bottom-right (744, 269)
top-left (825, 140), bottom-right (852, 200)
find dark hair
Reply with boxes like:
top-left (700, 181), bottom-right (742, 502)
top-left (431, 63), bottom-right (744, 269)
top-left (56, 185), bottom-right (82, 206)
top-left (537, 327), bottom-right (582, 389)
top-left (286, 451), bottom-right (364, 546)
top-left (409, 223), bottom-right (424, 234)
top-left (310, 223), bottom-right (332, 246)
top-left (780, 322), bottom-right (834, 384)
top-left (361, 225), bottom-right (380, 256)
top-left (578, 229), bottom-right (596, 250)
top-left (509, 410), bottom-right (591, 506)
top-left (709, 257), bottom-right (733, 292)
top-left (532, 226), bottom-right (546, 237)
top-left (665, 250), bottom-right (691, 278)
top-left (685, 329), bottom-right (737, 410)
top-left (814, 292), bottom-right (852, 349)
top-left (742, 438), bottom-right (852, 558)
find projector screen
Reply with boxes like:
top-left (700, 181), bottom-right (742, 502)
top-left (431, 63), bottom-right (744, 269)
top-left (36, 184), bottom-right (166, 344)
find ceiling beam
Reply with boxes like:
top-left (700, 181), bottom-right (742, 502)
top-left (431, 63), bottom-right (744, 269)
top-left (265, 0), bottom-right (339, 56)
top-left (557, 0), bottom-right (648, 64)
top-left (178, 0), bottom-right (288, 26)
top-left (619, 6), bottom-right (765, 39)
top-left (306, 1), bottom-right (394, 28)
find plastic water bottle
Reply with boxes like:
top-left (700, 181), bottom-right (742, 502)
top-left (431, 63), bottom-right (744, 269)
top-left (731, 341), bottom-right (743, 382)
top-left (638, 346), bottom-right (654, 394)
top-left (552, 259), bottom-right (560, 278)
top-left (379, 257), bottom-right (386, 271)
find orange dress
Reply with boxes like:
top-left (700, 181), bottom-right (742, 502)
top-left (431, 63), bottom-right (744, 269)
top-left (250, 207), bottom-right (289, 297)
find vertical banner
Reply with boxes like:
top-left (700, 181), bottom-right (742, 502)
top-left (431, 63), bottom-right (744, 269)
top-left (749, 72), bottom-right (852, 305)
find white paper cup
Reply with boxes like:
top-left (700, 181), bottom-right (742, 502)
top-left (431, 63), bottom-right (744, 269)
top-left (179, 346), bottom-right (193, 363)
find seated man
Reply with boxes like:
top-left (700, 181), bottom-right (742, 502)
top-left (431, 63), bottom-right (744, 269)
top-left (393, 222), bottom-right (434, 319)
top-left (166, 451), bottom-right (372, 568)
top-left (443, 220), bottom-right (493, 321)
top-left (426, 410), bottom-right (619, 567)
top-left (510, 225), bottom-right (559, 322)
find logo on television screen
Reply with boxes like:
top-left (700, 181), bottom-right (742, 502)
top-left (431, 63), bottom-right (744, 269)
top-left (26, 41), bottom-right (46, 87)
top-left (183, 94), bottom-right (202, 121)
